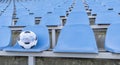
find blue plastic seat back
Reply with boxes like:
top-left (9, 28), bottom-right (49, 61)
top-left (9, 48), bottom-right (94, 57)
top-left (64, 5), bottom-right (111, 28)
top-left (105, 24), bottom-right (120, 53)
top-left (53, 0), bottom-right (73, 16)
top-left (16, 15), bottom-right (35, 26)
top-left (54, 8), bottom-right (67, 16)
top-left (90, 4), bottom-right (106, 14)
top-left (0, 27), bottom-right (11, 50)
top-left (65, 12), bottom-right (90, 25)
top-left (95, 10), bottom-right (120, 24)
top-left (104, 2), bottom-right (120, 13)
top-left (0, 15), bottom-right (12, 26)
top-left (72, 0), bottom-right (86, 12)
top-left (4, 25), bottom-right (50, 52)
top-left (40, 13), bottom-right (61, 26)
top-left (53, 24), bottom-right (98, 53)
top-left (16, 8), bottom-right (30, 17)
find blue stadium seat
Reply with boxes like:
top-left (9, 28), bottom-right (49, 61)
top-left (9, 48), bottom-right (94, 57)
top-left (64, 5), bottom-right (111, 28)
top-left (40, 13), bottom-right (61, 26)
top-left (90, 5), bottom-right (106, 15)
top-left (0, 27), bottom-right (11, 50)
top-left (15, 0), bottom-right (32, 17)
top-left (86, 0), bottom-right (107, 14)
top-left (53, 24), bottom-right (98, 53)
top-left (53, 0), bottom-right (72, 16)
top-left (65, 12), bottom-right (90, 25)
top-left (54, 8), bottom-right (67, 16)
top-left (95, 10), bottom-right (120, 24)
top-left (16, 8), bottom-right (30, 17)
top-left (105, 24), bottom-right (120, 53)
top-left (4, 25), bottom-right (50, 52)
top-left (103, 2), bottom-right (120, 13)
top-left (0, 15), bottom-right (12, 26)
top-left (15, 15), bottom-right (35, 26)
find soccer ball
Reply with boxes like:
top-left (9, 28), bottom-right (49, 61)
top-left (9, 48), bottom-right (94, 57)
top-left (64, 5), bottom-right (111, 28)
top-left (17, 30), bottom-right (38, 49)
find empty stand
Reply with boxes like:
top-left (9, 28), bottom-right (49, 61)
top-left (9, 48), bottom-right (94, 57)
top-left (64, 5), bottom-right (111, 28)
top-left (0, 0), bottom-right (120, 65)
top-left (53, 24), bottom-right (98, 53)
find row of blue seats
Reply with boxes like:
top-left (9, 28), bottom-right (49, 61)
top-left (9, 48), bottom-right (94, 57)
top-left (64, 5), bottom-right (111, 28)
top-left (0, 23), bottom-right (120, 53)
top-left (4, 0), bottom-right (120, 26)
top-left (0, 0), bottom-right (90, 27)
top-left (0, 0), bottom-right (9, 3)
top-left (0, 0), bottom-right (13, 26)
top-left (0, 0), bottom-right (11, 15)
top-left (15, 0), bottom-right (74, 16)
top-left (85, 0), bottom-right (120, 25)
top-left (14, 0), bottom-right (74, 26)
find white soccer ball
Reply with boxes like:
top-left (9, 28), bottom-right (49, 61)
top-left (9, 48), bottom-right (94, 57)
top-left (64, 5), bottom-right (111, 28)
top-left (17, 30), bottom-right (38, 49)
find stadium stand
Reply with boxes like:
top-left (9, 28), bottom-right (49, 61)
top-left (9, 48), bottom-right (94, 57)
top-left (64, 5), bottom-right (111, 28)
top-left (1, 0), bottom-right (120, 65)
